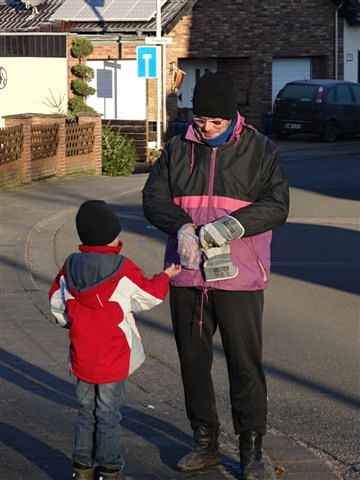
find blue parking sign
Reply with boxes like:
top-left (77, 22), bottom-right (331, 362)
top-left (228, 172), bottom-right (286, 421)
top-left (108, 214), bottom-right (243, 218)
top-left (136, 46), bottom-right (159, 79)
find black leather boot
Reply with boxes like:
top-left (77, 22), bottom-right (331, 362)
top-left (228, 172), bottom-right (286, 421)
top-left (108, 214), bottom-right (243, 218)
top-left (72, 463), bottom-right (95, 480)
top-left (239, 431), bottom-right (274, 480)
top-left (96, 467), bottom-right (126, 480)
top-left (176, 425), bottom-right (221, 472)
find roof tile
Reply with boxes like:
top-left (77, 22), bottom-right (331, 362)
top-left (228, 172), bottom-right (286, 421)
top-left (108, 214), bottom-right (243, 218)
top-left (0, 1), bottom-right (63, 32)
top-left (0, 0), bottom-right (191, 33)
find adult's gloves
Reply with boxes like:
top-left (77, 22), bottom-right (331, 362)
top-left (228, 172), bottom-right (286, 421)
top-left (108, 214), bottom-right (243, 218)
top-left (199, 215), bottom-right (245, 249)
top-left (199, 216), bottom-right (245, 282)
top-left (202, 244), bottom-right (238, 282)
top-left (177, 223), bottom-right (201, 269)
top-left (177, 216), bottom-right (245, 278)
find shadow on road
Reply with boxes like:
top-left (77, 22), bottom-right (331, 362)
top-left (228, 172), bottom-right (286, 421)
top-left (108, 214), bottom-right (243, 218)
top-left (272, 222), bottom-right (360, 294)
top-left (0, 349), bottom-right (76, 409)
top-left (137, 315), bottom-right (360, 411)
top-left (122, 406), bottom-right (192, 471)
top-left (279, 141), bottom-right (360, 201)
top-left (0, 349), bottom-right (204, 476)
top-left (0, 422), bottom-right (70, 480)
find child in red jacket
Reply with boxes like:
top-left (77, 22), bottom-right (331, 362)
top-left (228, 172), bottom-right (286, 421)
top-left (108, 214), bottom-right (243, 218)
top-left (49, 200), bottom-right (180, 480)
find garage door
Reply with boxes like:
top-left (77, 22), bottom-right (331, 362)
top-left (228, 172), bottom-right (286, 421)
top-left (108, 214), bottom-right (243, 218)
top-left (87, 60), bottom-right (146, 120)
top-left (272, 58), bottom-right (311, 104)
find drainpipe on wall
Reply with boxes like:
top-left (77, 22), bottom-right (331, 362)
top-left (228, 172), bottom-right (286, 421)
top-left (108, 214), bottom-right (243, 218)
top-left (335, 1), bottom-right (344, 79)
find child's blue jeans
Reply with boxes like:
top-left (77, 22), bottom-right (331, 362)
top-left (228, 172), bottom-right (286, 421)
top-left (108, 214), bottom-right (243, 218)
top-left (73, 379), bottom-right (126, 470)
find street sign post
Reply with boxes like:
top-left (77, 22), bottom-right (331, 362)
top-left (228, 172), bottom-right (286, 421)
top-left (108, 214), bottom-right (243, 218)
top-left (136, 46), bottom-right (159, 79)
top-left (138, 0), bottom-right (166, 150)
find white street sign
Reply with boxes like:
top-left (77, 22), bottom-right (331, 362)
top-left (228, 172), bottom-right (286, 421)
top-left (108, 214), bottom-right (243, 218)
top-left (145, 36), bottom-right (173, 45)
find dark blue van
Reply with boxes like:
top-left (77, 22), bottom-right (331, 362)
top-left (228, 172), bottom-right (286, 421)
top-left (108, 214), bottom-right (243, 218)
top-left (272, 80), bottom-right (360, 142)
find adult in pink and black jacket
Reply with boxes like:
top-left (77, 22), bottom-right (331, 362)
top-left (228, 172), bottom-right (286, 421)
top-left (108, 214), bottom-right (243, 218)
top-left (143, 72), bottom-right (289, 476)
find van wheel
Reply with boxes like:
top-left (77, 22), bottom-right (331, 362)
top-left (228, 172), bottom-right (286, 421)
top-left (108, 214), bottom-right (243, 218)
top-left (322, 121), bottom-right (338, 142)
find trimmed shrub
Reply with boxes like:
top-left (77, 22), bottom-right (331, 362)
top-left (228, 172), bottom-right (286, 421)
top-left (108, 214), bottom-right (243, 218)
top-left (71, 79), bottom-right (96, 97)
top-left (71, 64), bottom-right (94, 81)
top-left (102, 126), bottom-right (137, 176)
top-left (69, 38), bottom-right (96, 117)
top-left (71, 37), bottom-right (93, 59)
top-left (68, 96), bottom-right (97, 117)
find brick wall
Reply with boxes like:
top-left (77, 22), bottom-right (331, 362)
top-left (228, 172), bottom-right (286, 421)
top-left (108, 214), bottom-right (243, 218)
top-left (88, 42), bottom-right (119, 60)
top-left (78, 113), bottom-right (102, 176)
top-left (1, 113), bottom-right (102, 188)
top-left (0, 158), bottom-right (21, 187)
top-left (337, 17), bottom-right (345, 79)
top-left (164, 0), bottom-right (337, 127)
top-left (121, 43), bottom-right (137, 59)
top-left (70, 1), bottom-right (337, 133)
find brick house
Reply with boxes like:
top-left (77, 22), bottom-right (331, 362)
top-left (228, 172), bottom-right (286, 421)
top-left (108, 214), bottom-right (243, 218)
top-left (0, 0), bottom-right (67, 126)
top-left (51, 0), bottom-right (360, 131)
top-left (1, 0), bottom-right (360, 136)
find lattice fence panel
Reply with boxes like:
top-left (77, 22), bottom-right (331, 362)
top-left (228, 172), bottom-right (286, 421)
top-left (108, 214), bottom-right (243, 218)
top-left (31, 124), bottom-right (59, 161)
top-left (0, 125), bottom-right (23, 165)
top-left (66, 122), bottom-right (95, 157)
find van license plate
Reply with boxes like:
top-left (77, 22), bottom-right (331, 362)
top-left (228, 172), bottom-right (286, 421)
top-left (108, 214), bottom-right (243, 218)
top-left (285, 123), bottom-right (301, 129)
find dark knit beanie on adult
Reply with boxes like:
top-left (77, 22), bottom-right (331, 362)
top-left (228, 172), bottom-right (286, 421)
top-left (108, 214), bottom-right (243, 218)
top-left (76, 200), bottom-right (122, 246)
top-left (192, 72), bottom-right (238, 119)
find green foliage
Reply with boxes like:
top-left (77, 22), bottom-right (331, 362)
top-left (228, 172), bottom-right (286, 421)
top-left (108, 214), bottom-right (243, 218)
top-left (68, 96), bottom-right (97, 117)
top-left (147, 148), bottom-right (162, 164)
top-left (71, 37), bottom-right (94, 59)
top-left (71, 64), bottom-right (94, 81)
top-left (71, 79), bottom-right (96, 97)
top-left (69, 38), bottom-right (96, 117)
top-left (102, 126), bottom-right (137, 176)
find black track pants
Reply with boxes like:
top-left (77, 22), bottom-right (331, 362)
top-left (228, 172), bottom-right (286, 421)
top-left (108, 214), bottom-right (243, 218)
top-left (170, 287), bottom-right (267, 435)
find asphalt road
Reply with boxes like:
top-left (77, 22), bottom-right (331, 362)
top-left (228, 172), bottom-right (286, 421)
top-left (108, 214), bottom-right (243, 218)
top-left (267, 138), bottom-right (360, 467)
top-left (120, 138), bottom-right (359, 469)
top-left (52, 138), bottom-right (359, 474)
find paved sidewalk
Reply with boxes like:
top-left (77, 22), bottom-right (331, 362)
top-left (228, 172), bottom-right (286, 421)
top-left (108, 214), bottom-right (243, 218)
top-left (0, 175), bottom-right (341, 479)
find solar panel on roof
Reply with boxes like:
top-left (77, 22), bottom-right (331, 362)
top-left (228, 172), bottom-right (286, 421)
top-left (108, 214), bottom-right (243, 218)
top-left (88, 0), bottom-right (105, 6)
top-left (100, 0), bottom-right (131, 20)
top-left (125, 0), bottom-right (168, 20)
top-left (51, 0), bottom-right (169, 22)
top-left (52, 0), bottom-right (118, 21)
top-left (75, 1), bottom-right (113, 21)
top-left (52, 1), bottom-right (84, 20)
